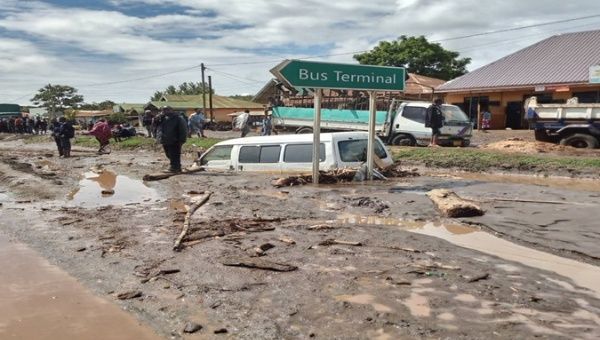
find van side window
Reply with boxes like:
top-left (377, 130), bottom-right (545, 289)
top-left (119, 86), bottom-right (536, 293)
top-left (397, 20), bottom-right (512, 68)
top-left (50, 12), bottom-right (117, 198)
top-left (239, 146), bottom-right (260, 163)
top-left (200, 145), bottom-right (232, 165)
top-left (239, 145), bottom-right (282, 163)
top-left (259, 145), bottom-right (281, 163)
top-left (401, 106), bottom-right (426, 124)
top-left (338, 139), bottom-right (387, 162)
top-left (284, 144), bottom-right (325, 163)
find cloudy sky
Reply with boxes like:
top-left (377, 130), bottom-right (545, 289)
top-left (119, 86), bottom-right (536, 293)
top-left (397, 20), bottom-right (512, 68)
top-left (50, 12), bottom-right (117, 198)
top-left (2, 0), bottom-right (600, 105)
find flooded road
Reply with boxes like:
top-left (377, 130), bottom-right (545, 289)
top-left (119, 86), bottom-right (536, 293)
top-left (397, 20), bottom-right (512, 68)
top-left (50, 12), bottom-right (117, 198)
top-left (338, 214), bottom-right (600, 297)
top-left (0, 234), bottom-right (161, 340)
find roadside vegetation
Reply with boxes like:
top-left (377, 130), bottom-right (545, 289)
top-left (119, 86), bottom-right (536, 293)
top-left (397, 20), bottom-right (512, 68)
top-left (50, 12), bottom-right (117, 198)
top-left (392, 147), bottom-right (600, 173)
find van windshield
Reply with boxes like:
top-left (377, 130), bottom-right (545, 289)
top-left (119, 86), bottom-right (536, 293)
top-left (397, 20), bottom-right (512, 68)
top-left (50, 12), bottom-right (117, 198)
top-left (442, 105), bottom-right (469, 122)
top-left (200, 145), bottom-right (232, 165)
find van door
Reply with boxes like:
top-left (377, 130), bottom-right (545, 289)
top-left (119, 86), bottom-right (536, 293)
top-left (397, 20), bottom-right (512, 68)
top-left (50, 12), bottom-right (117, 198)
top-left (236, 144), bottom-right (282, 173)
top-left (336, 138), bottom-right (393, 168)
top-left (394, 105), bottom-right (430, 144)
top-left (281, 143), bottom-right (329, 172)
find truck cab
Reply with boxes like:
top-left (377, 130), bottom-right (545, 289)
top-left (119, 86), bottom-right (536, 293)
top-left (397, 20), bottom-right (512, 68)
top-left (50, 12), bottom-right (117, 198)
top-left (386, 101), bottom-right (472, 146)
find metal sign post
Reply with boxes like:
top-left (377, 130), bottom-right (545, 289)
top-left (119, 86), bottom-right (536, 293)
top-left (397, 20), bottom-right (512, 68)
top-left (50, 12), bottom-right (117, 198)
top-left (312, 89), bottom-right (322, 184)
top-left (366, 91), bottom-right (377, 180)
top-left (270, 60), bottom-right (405, 184)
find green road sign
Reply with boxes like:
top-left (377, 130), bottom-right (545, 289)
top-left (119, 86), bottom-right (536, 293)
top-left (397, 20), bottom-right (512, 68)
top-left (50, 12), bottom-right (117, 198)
top-left (272, 60), bottom-right (405, 91)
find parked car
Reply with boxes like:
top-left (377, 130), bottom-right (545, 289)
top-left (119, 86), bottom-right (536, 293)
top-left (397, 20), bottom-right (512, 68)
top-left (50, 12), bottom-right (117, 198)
top-left (197, 131), bottom-right (393, 173)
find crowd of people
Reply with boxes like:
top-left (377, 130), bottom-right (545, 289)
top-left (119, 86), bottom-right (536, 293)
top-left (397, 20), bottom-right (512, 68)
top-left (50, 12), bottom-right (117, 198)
top-left (0, 116), bottom-right (49, 134)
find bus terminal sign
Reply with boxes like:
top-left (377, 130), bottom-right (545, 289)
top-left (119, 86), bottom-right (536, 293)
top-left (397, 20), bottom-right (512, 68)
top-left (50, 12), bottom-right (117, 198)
top-left (272, 60), bottom-right (405, 91)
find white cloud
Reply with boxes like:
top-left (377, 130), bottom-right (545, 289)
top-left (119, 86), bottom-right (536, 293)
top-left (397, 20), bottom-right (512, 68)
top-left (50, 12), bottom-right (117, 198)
top-left (1, 0), bottom-right (600, 104)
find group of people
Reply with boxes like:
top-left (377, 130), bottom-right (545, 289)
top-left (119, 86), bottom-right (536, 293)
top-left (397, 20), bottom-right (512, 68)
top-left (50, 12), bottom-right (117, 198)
top-left (0, 116), bottom-right (49, 134)
top-left (233, 109), bottom-right (273, 137)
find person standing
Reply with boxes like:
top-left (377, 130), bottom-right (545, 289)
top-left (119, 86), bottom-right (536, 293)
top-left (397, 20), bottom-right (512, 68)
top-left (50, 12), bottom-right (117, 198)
top-left (58, 117), bottom-right (75, 158)
top-left (261, 110), bottom-right (272, 136)
top-left (87, 118), bottom-right (112, 154)
top-left (189, 108), bottom-right (206, 138)
top-left (235, 109), bottom-right (250, 137)
top-left (142, 110), bottom-right (154, 137)
top-left (425, 98), bottom-right (445, 146)
top-left (156, 106), bottom-right (187, 173)
top-left (481, 108), bottom-right (492, 131)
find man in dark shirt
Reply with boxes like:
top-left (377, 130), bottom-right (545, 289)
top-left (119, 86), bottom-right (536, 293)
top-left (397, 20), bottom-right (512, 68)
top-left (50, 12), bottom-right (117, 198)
top-left (156, 106), bottom-right (188, 173)
top-left (426, 98), bottom-right (445, 146)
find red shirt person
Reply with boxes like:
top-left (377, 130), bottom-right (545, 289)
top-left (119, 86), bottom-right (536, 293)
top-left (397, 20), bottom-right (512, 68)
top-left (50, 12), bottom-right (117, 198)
top-left (88, 119), bottom-right (112, 153)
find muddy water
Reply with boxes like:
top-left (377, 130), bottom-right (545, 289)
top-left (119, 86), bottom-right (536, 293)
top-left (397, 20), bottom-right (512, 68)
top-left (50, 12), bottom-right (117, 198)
top-left (338, 215), bottom-right (600, 297)
top-left (0, 234), bottom-right (161, 340)
top-left (68, 170), bottom-right (159, 207)
top-left (447, 172), bottom-right (600, 192)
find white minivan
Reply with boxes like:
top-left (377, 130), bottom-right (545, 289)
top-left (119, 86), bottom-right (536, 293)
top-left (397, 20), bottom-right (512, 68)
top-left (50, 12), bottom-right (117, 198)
top-left (197, 132), bottom-right (394, 173)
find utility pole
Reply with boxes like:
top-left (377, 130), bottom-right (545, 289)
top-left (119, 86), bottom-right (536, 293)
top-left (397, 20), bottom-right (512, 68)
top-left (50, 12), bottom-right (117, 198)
top-left (208, 75), bottom-right (214, 123)
top-left (201, 63), bottom-right (207, 116)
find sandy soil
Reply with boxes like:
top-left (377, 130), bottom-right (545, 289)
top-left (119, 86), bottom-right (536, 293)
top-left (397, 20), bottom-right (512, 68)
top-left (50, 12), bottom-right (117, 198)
top-left (1, 137), bottom-right (600, 339)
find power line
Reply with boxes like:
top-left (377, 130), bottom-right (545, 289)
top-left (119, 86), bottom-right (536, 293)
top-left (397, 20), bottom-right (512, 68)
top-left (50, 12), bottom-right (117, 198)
top-left (432, 14), bottom-right (600, 42)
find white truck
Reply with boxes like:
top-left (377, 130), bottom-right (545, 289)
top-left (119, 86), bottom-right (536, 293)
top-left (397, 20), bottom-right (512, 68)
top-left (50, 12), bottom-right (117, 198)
top-left (526, 96), bottom-right (600, 148)
top-left (272, 100), bottom-right (473, 147)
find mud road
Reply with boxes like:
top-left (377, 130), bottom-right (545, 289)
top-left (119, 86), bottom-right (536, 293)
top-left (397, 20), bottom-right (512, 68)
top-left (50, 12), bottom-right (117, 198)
top-left (1, 136), bottom-right (600, 339)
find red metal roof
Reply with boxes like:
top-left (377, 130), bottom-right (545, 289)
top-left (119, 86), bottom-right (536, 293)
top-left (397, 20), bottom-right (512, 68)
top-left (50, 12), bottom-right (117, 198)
top-left (437, 29), bottom-right (600, 92)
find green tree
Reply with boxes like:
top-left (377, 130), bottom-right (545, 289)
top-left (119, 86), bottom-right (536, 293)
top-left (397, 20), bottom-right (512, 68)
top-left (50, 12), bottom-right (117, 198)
top-left (79, 100), bottom-right (116, 110)
top-left (354, 36), bottom-right (471, 80)
top-left (31, 84), bottom-right (84, 118)
top-left (150, 81), bottom-right (214, 101)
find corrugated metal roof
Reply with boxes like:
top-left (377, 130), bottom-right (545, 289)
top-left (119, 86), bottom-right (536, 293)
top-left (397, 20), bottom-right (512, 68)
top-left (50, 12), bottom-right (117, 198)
top-left (437, 29), bottom-right (600, 92)
top-left (161, 94), bottom-right (264, 108)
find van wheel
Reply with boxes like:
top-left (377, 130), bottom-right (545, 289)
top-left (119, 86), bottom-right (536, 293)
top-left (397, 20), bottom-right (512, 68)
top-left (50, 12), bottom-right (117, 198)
top-left (391, 134), bottom-right (415, 146)
top-left (296, 127), bottom-right (313, 134)
top-left (559, 133), bottom-right (599, 149)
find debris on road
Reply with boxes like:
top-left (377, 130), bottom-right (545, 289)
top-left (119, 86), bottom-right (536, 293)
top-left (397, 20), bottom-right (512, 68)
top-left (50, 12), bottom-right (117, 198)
top-left (346, 196), bottom-right (389, 213)
top-left (467, 273), bottom-right (490, 283)
top-left (278, 237), bottom-right (296, 244)
top-left (427, 189), bottom-right (484, 217)
top-left (183, 322), bottom-right (203, 333)
top-left (117, 290), bottom-right (142, 300)
top-left (319, 239), bottom-right (363, 247)
top-left (221, 256), bottom-right (298, 272)
top-left (173, 192), bottom-right (212, 251)
top-left (307, 224), bottom-right (336, 230)
top-left (214, 328), bottom-right (228, 334)
top-left (143, 166), bottom-right (204, 182)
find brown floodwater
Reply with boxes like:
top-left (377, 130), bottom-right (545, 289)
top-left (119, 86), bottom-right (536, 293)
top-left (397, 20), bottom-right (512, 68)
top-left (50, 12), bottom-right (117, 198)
top-left (337, 214), bottom-right (600, 297)
top-left (0, 234), bottom-right (161, 340)
top-left (446, 172), bottom-right (600, 192)
top-left (67, 170), bottom-right (159, 207)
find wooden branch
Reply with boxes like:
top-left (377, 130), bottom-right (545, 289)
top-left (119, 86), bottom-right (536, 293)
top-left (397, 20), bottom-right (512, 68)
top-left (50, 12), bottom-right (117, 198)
top-left (173, 192), bottom-right (212, 251)
top-left (143, 166), bottom-right (204, 182)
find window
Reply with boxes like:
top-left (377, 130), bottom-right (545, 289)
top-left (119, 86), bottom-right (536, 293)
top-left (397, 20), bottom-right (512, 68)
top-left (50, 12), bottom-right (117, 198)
top-left (284, 143), bottom-right (325, 163)
top-left (441, 105), bottom-right (469, 122)
top-left (573, 91), bottom-right (600, 103)
top-left (401, 106), bottom-right (426, 123)
top-left (238, 145), bottom-right (282, 163)
top-left (200, 145), bottom-right (232, 165)
top-left (239, 146), bottom-right (260, 163)
top-left (338, 139), bottom-right (387, 162)
top-left (259, 145), bottom-right (281, 163)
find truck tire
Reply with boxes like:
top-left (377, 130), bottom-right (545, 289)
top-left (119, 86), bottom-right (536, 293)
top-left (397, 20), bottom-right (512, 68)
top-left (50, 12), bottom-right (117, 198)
top-left (391, 134), bottom-right (415, 146)
top-left (559, 133), bottom-right (599, 149)
top-left (295, 127), bottom-right (313, 134)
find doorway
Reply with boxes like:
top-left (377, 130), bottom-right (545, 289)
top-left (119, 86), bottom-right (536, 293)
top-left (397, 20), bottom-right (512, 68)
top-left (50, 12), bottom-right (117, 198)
top-left (505, 101), bottom-right (523, 129)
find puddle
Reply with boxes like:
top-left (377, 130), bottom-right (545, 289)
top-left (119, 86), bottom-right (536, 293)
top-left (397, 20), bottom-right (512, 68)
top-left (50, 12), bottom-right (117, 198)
top-left (338, 214), bottom-right (600, 297)
top-left (335, 294), bottom-right (394, 313)
top-left (402, 292), bottom-right (431, 317)
top-left (451, 172), bottom-right (600, 193)
top-left (67, 170), bottom-right (159, 207)
top-left (0, 234), bottom-right (160, 339)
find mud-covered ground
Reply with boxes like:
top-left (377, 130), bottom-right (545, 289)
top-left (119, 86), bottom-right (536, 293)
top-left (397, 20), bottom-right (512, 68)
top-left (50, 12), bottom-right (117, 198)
top-left (2, 135), bottom-right (600, 339)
